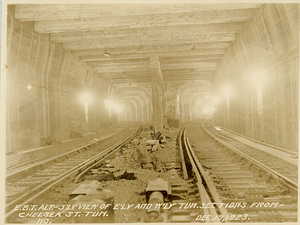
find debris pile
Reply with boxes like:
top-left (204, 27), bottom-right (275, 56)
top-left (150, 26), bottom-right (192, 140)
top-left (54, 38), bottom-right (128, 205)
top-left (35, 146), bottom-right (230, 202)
top-left (83, 160), bottom-right (138, 181)
top-left (127, 125), bottom-right (179, 171)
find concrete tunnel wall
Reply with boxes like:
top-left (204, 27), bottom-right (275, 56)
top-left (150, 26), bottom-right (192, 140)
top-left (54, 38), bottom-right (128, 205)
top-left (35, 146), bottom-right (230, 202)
top-left (6, 9), bottom-right (114, 154)
top-left (213, 4), bottom-right (299, 151)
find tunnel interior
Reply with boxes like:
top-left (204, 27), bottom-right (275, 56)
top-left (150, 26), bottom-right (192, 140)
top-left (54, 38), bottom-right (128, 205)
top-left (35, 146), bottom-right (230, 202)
top-left (3, 3), bottom-right (299, 155)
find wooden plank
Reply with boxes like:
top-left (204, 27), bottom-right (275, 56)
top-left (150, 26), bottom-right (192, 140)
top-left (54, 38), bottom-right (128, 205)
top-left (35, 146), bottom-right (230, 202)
top-left (161, 63), bottom-right (218, 70)
top-left (94, 67), bottom-right (151, 73)
top-left (85, 55), bottom-right (223, 64)
top-left (164, 76), bottom-right (215, 80)
top-left (62, 34), bottom-right (236, 50)
top-left (160, 54), bottom-right (224, 62)
top-left (88, 59), bottom-right (219, 69)
top-left (164, 77), bottom-right (215, 81)
top-left (97, 69), bottom-right (216, 78)
top-left (78, 51), bottom-right (227, 62)
top-left (86, 58), bottom-right (149, 65)
top-left (86, 61), bottom-right (149, 67)
top-left (73, 43), bottom-right (231, 57)
top-left (162, 68), bottom-right (216, 73)
top-left (163, 74), bottom-right (215, 78)
top-left (93, 65), bottom-right (150, 71)
top-left (114, 83), bottom-right (151, 88)
top-left (50, 23), bottom-right (246, 43)
top-left (15, 4), bottom-right (263, 21)
top-left (166, 80), bottom-right (212, 85)
top-left (92, 62), bottom-right (217, 72)
top-left (163, 69), bottom-right (216, 74)
top-left (98, 71), bottom-right (151, 77)
top-left (161, 59), bottom-right (221, 66)
top-left (164, 76), bottom-right (213, 81)
top-left (51, 29), bottom-right (149, 42)
top-left (105, 73), bottom-right (150, 78)
top-left (77, 50), bottom-right (227, 61)
top-left (96, 72), bottom-right (216, 84)
top-left (107, 78), bottom-right (151, 83)
top-left (92, 65), bottom-right (151, 70)
top-left (34, 9), bottom-right (257, 33)
top-left (107, 77), bottom-right (150, 82)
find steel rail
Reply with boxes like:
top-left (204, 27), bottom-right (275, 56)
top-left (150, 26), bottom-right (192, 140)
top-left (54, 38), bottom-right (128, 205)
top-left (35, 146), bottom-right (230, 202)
top-left (178, 128), bottom-right (188, 180)
top-left (201, 121), bottom-right (298, 192)
top-left (5, 125), bottom-right (143, 219)
top-left (74, 125), bottom-right (143, 183)
top-left (6, 124), bottom-right (130, 182)
top-left (181, 125), bottom-right (229, 223)
top-left (214, 122), bottom-right (297, 157)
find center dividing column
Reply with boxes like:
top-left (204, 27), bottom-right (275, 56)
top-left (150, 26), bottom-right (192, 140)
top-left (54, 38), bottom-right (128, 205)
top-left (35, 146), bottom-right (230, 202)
top-left (150, 55), bottom-right (165, 132)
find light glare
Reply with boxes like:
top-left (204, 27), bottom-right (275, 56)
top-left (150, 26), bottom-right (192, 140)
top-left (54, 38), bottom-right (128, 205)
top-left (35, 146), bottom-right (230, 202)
top-left (80, 92), bottom-right (93, 106)
top-left (202, 105), bottom-right (215, 115)
top-left (104, 99), bottom-right (115, 108)
top-left (211, 95), bottom-right (220, 105)
top-left (104, 99), bottom-right (123, 114)
top-left (114, 103), bottom-right (123, 113)
top-left (249, 71), bottom-right (266, 87)
top-left (221, 85), bottom-right (233, 99)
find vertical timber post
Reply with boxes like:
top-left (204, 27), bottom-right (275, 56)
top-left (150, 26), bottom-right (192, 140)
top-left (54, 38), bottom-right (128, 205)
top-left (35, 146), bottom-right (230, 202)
top-left (150, 56), bottom-right (165, 131)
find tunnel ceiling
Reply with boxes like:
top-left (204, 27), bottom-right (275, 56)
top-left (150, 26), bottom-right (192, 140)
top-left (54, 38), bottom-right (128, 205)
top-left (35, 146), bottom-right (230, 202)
top-left (13, 3), bottom-right (263, 88)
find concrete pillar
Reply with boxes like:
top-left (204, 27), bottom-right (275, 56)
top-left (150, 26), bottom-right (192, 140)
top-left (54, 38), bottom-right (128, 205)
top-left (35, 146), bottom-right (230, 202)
top-left (150, 56), bottom-right (164, 131)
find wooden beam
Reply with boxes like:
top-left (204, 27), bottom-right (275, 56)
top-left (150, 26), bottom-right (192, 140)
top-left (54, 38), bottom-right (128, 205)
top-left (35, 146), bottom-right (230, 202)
top-left (100, 75), bottom-right (216, 86)
top-left (162, 68), bottom-right (216, 74)
top-left (51, 29), bottom-right (149, 43)
top-left (164, 76), bottom-right (215, 80)
top-left (63, 34), bottom-right (235, 50)
top-left (107, 78), bottom-right (151, 84)
top-left (77, 49), bottom-right (228, 60)
top-left (164, 77), bottom-right (213, 81)
top-left (161, 59), bottom-right (221, 66)
top-left (94, 68), bottom-right (216, 77)
top-left (15, 4), bottom-right (263, 22)
top-left (92, 62), bottom-right (218, 72)
top-left (87, 61), bottom-right (149, 68)
top-left (164, 74), bottom-right (214, 78)
top-left (163, 70), bottom-right (216, 74)
top-left (88, 59), bottom-right (220, 69)
top-left (163, 73), bottom-right (215, 78)
top-left (161, 63), bottom-right (218, 70)
top-left (86, 58), bottom-right (149, 64)
top-left (105, 73), bottom-right (150, 78)
top-left (86, 55), bottom-right (223, 65)
top-left (94, 67), bottom-right (151, 73)
top-left (73, 42), bottom-right (231, 57)
top-left (34, 9), bottom-right (257, 33)
top-left (114, 83), bottom-right (151, 88)
top-left (160, 54), bottom-right (224, 62)
top-left (98, 71), bottom-right (150, 77)
top-left (50, 23), bottom-right (246, 43)
top-left (97, 70), bottom-right (215, 78)
top-left (166, 80), bottom-right (212, 85)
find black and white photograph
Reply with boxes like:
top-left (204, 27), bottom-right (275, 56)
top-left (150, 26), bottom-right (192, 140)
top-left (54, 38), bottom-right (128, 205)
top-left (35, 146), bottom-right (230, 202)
top-left (1, 0), bottom-right (299, 224)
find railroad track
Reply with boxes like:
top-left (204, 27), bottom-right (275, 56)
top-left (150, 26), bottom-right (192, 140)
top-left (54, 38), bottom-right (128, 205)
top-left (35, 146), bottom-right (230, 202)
top-left (203, 120), bottom-right (298, 186)
top-left (171, 124), bottom-right (227, 223)
top-left (6, 125), bottom-right (129, 181)
top-left (7, 121), bottom-right (296, 223)
top-left (202, 120), bottom-right (298, 191)
top-left (215, 123), bottom-right (298, 157)
top-left (5, 125), bottom-right (143, 221)
top-left (181, 121), bottom-right (298, 223)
